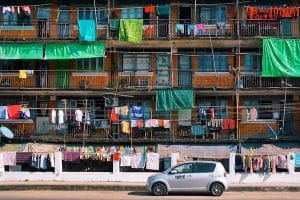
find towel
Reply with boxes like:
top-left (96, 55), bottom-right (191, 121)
top-left (109, 19), bottom-right (119, 30)
top-left (119, 19), bottom-right (143, 43)
top-left (156, 5), bottom-right (170, 15)
top-left (19, 70), bottom-right (27, 79)
top-left (78, 19), bottom-right (97, 41)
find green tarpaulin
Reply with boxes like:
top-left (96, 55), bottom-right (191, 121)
top-left (78, 20), bottom-right (97, 42)
top-left (262, 38), bottom-right (300, 77)
top-left (156, 89), bottom-right (194, 111)
top-left (119, 19), bottom-right (143, 43)
top-left (45, 42), bottom-right (105, 60)
top-left (0, 43), bottom-right (43, 59)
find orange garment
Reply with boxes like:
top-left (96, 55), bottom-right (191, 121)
top-left (158, 119), bottom-right (164, 127)
top-left (222, 119), bottom-right (236, 130)
top-left (144, 6), bottom-right (155, 13)
top-left (7, 105), bottom-right (21, 119)
top-left (110, 108), bottom-right (119, 122)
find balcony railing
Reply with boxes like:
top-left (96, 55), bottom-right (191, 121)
top-left (241, 74), bottom-right (300, 88)
top-left (0, 19), bottom-right (299, 40)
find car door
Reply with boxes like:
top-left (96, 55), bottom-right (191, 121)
top-left (166, 163), bottom-right (194, 191)
top-left (190, 162), bottom-right (216, 191)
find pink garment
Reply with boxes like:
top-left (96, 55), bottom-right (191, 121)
top-left (3, 152), bottom-right (16, 166)
top-left (163, 120), bottom-right (170, 128)
top-left (194, 24), bottom-right (205, 35)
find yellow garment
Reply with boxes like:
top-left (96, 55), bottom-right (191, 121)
top-left (121, 121), bottom-right (130, 134)
top-left (19, 70), bottom-right (27, 79)
top-left (120, 106), bottom-right (129, 116)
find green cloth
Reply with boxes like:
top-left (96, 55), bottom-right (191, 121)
top-left (119, 19), bottom-right (143, 43)
top-left (110, 19), bottom-right (119, 30)
top-left (0, 43), bottom-right (43, 59)
top-left (262, 38), bottom-right (300, 77)
top-left (45, 42), bottom-right (105, 59)
top-left (55, 60), bottom-right (70, 88)
top-left (156, 5), bottom-right (170, 15)
top-left (78, 20), bottom-right (97, 42)
top-left (156, 89), bottom-right (194, 111)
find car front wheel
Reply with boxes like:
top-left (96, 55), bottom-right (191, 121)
top-left (210, 182), bottom-right (224, 196)
top-left (152, 183), bottom-right (168, 196)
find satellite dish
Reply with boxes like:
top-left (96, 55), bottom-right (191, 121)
top-left (0, 126), bottom-right (14, 139)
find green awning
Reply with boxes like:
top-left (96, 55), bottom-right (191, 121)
top-left (156, 89), bottom-right (194, 111)
top-left (44, 42), bottom-right (105, 60)
top-left (262, 38), bottom-right (300, 77)
top-left (0, 43), bottom-right (44, 59)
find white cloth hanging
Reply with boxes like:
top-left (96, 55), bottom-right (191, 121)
top-left (58, 110), bottom-right (64, 124)
top-left (146, 153), bottom-right (160, 170)
top-left (75, 109), bottom-right (83, 122)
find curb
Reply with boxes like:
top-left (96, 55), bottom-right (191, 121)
top-left (1, 184), bottom-right (300, 192)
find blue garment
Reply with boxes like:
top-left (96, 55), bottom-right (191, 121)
top-left (187, 24), bottom-right (194, 35)
top-left (175, 24), bottom-right (184, 34)
top-left (197, 107), bottom-right (206, 119)
top-left (191, 125), bottom-right (205, 136)
top-left (131, 106), bottom-right (144, 120)
top-left (78, 20), bottom-right (97, 41)
top-left (0, 106), bottom-right (7, 119)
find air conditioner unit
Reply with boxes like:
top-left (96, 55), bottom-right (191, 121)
top-left (138, 79), bottom-right (149, 87)
top-left (104, 97), bottom-right (119, 107)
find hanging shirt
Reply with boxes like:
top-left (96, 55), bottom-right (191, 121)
top-left (75, 109), bottom-right (83, 122)
top-left (120, 154), bottom-right (132, 166)
top-left (51, 109), bottom-right (56, 124)
top-left (121, 121), bottom-right (130, 134)
top-left (250, 107), bottom-right (258, 121)
top-left (120, 106), bottom-right (129, 116)
top-left (131, 153), bottom-right (145, 168)
top-left (131, 106), bottom-right (144, 119)
top-left (2, 152), bottom-right (16, 166)
top-left (0, 106), bottom-right (8, 119)
top-left (144, 6), bottom-right (155, 13)
top-left (137, 119), bottom-right (143, 128)
top-left (84, 111), bottom-right (90, 124)
top-left (7, 105), bottom-right (21, 119)
top-left (19, 70), bottom-right (27, 79)
top-left (58, 109), bottom-right (64, 124)
top-left (163, 120), bottom-right (170, 128)
top-left (131, 120), bottom-right (137, 128)
top-left (114, 107), bottom-right (121, 115)
top-left (146, 153), bottom-right (160, 170)
top-left (110, 108), bottom-right (119, 122)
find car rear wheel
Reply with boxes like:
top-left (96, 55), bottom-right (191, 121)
top-left (152, 183), bottom-right (168, 196)
top-left (210, 182), bottom-right (224, 196)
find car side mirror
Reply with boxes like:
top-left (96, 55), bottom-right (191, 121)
top-left (170, 169), bottom-right (178, 174)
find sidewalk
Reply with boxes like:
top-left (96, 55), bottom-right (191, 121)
top-left (1, 181), bottom-right (300, 192)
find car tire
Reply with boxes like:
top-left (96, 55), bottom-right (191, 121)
top-left (210, 182), bottom-right (224, 196)
top-left (152, 183), bottom-right (168, 196)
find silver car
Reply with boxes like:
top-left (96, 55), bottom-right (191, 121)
top-left (147, 161), bottom-right (228, 196)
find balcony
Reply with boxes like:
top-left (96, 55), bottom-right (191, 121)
top-left (0, 19), bottom-right (298, 41)
top-left (241, 74), bottom-right (300, 88)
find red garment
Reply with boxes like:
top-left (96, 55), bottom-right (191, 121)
top-left (137, 119), bottom-right (144, 128)
top-left (222, 119), bottom-right (236, 130)
top-left (110, 108), bottom-right (119, 122)
top-left (113, 152), bottom-right (120, 161)
top-left (7, 105), bottom-right (21, 119)
top-left (144, 6), bottom-right (155, 13)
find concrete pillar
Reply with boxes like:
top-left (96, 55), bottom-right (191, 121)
top-left (229, 152), bottom-right (236, 175)
top-left (113, 160), bottom-right (120, 174)
top-left (55, 151), bottom-right (62, 176)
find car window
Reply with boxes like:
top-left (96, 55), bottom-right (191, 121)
top-left (172, 163), bottom-right (193, 174)
top-left (193, 162), bottom-right (216, 173)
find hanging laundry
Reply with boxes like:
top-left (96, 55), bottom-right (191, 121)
top-left (191, 124), bottom-right (205, 136)
top-left (51, 109), bottom-right (56, 124)
top-left (156, 5), bottom-right (170, 15)
top-left (131, 106), bottom-right (144, 119)
top-left (84, 111), bottom-right (90, 125)
top-left (163, 120), bottom-right (170, 128)
top-left (16, 152), bottom-right (32, 164)
top-left (7, 105), bottom-right (21, 119)
top-left (249, 107), bottom-right (257, 121)
top-left (114, 107), bottom-right (121, 115)
top-left (131, 153), bottom-right (145, 168)
top-left (197, 107), bottom-right (206, 119)
top-left (63, 151), bottom-right (80, 163)
top-left (110, 108), bottom-right (119, 122)
top-left (143, 25), bottom-right (155, 36)
top-left (145, 6), bottom-right (155, 13)
top-left (187, 24), bottom-right (194, 35)
top-left (120, 106), bottom-right (129, 116)
top-left (178, 109), bottom-right (191, 126)
top-left (150, 119), bottom-right (159, 127)
top-left (119, 19), bottom-right (143, 43)
top-left (146, 152), bottom-right (160, 170)
top-left (175, 24), bottom-right (184, 34)
top-left (78, 20), bottom-right (97, 42)
top-left (145, 119), bottom-right (151, 128)
top-left (121, 121), bottom-right (130, 134)
top-left (75, 109), bottom-right (83, 122)
top-left (137, 119), bottom-right (143, 128)
top-left (20, 105), bottom-right (30, 119)
top-left (158, 119), bottom-right (164, 127)
top-left (109, 19), bottom-right (119, 30)
top-left (131, 120), bottom-right (137, 128)
top-left (19, 70), bottom-right (27, 79)
top-left (120, 154), bottom-right (132, 166)
top-left (2, 152), bottom-right (16, 166)
top-left (194, 24), bottom-right (205, 35)
top-left (222, 119), bottom-right (236, 130)
top-left (58, 109), bottom-right (64, 124)
top-left (0, 106), bottom-right (8, 119)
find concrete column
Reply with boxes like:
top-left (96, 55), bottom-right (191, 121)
top-left (113, 160), bottom-right (120, 174)
top-left (229, 152), bottom-right (236, 175)
top-left (55, 151), bottom-right (62, 176)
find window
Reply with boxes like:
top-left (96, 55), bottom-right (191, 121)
top-left (197, 6), bottom-right (226, 24)
top-left (198, 53), bottom-right (228, 72)
top-left (244, 53), bottom-right (261, 72)
top-left (244, 99), bottom-right (279, 120)
top-left (121, 54), bottom-right (151, 72)
top-left (75, 58), bottom-right (104, 72)
top-left (121, 8), bottom-right (143, 19)
top-left (198, 99), bottom-right (228, 119)
top-left (172, 163), bottom-right (193, 174)
top-left (78, 7), bottom-right (106, 25)
top-left (193, 163), bottom-right (216, 173)
top-left (0, 60), bottom-right (29, 71)
top-left (2, 6), bottom-right (32, 26)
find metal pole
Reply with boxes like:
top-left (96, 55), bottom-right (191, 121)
top-left (235, 0), bottom-right (240, 140)
top-left (282, 75), bottom-right (287, 136)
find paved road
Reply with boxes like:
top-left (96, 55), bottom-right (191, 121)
top-left (1, 191), bottom-right (300, 200)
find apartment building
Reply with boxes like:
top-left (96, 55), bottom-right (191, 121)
top-left (0, 0), bottom-right (299, 148)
